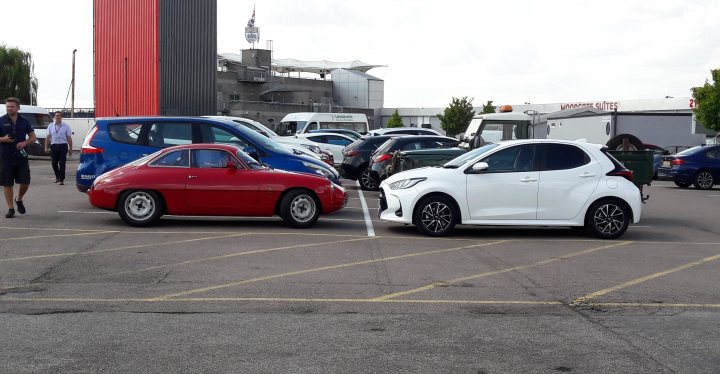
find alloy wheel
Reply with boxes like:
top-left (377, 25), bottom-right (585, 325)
top-left (420, 201), bottom-right (453, 233)
top-left (592, 203), bottom-right (625, 236)
top-left (696, 172), bottom-right (714, 189)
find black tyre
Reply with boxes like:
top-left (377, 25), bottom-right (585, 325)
top-left (117, 190), bottom-right (164, 227)
top-left (674, 180), bottom-right (691, 188)
top-left (693, 170), bottom-right (714, 190)
top-left (413, 195), bottom-right (457, 237)
top-left (359, 168), bottom-right (378, 190)
top-left (606, 134), bottom-right (645, 151)
top-left (585, 199), bottom-right (630, 240)
top-left (280, 189), bottom-right (320, 228)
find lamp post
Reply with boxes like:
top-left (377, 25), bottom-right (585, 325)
top-left (71, 49), bottom-right (77, 118)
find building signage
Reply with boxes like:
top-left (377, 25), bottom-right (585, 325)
top-left (245, 27), bottom-right (260, 44)
top-left (560, 101), bottom-right (619, 111)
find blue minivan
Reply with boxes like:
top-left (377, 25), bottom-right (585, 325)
top-left (76, 116), bottom-right (340, 192)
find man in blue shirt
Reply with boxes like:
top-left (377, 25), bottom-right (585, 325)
top-left (0, 97), bottom-right (36, 218)
top-left (44, 111), bottom-right (73, 185)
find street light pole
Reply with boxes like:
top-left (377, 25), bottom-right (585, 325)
top-left (71, 49), bottom-right (77, 118)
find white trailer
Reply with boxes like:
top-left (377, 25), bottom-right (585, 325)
top-left (63, 118), bottom-right (96, 151)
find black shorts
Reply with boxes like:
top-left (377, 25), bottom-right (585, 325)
top-left (0, 159), bottom-right (31, 187)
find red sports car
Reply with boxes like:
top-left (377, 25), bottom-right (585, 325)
top-left (88, 144), bottom-right (348, 227)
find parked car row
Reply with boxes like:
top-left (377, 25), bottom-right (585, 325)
top-left (80, 118), bottom-right (720, 239)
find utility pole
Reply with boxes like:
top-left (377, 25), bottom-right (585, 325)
top-left (71, 49), bottom-right (77, 117)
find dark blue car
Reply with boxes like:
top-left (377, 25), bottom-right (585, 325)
top-left (76, 117), bottom-right (340, 192)
top-left (657, 144), bottom-right (720, 189)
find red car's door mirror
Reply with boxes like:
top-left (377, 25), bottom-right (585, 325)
top-left (226, 160), bottom-right (238, 170)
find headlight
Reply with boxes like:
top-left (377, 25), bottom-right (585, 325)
top-left (303, 162), bottom-right (337, 180)
top-left (388, 177), bottom-right (426, 190)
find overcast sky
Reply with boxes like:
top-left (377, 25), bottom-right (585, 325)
top-left (2, 0), bottom-right (718, 109)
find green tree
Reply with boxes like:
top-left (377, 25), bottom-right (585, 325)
top-left (480, 100), bottom-right (495, 114)
top-left (386, 110), bottom-right (404, 128)
top-left (692, 69), bottom-right (720, 132)
top-left (437, 96), bottom-right (475, 137)
top-left (0, 45), bottom-right (38, 104)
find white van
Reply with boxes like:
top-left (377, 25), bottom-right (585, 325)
top-left (274, 112), bottom-right (369, 136)
top-left (0, 104), bottom-right (52, 156)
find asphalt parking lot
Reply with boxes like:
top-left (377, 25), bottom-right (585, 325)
top-left (1, 158), bottom-right (719, 373)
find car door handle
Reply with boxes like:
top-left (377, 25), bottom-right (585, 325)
top-left (520, 177), bottom-right (538, 182)
top-left (188, 175), bottom-right (198, 179)
top-left (579, 173), bottom-right (597, 178)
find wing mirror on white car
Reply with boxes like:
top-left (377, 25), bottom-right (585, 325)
top-left (468, 162), bottom-right (489, 173)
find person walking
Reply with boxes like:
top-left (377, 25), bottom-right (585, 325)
top-left (44, 111), bottom-right (73, 185)
top-left (0, 97), bottom-right (36, 218)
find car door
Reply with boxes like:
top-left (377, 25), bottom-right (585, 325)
top-left (185, 149), bottom-right (259, 215)
top-left (466, 144), bottom-right (539, 220)
top-left (536, 143), bottom-right (602, 220)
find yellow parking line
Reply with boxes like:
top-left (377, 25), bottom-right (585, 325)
top-left (112, 237), bottom-right (377, 275)
top-left (0, 233), bottom-right (249, 263)
top-left (3, 231), bottom-right (116, 241)
top-left (584, 302), bottom-right (720, 308)
top-left (572, 252), bottom-right (720, 304)
top-left (372, 241), bottom-right (633, 301)
top-left (0, 296), bottom-right (561, 306)
top-left (0, 226), bottom-right (117, 233)
top-left (151, 240), bottom-right (510, 301)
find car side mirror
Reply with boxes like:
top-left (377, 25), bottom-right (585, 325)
top-left (467, 162), bottom-right (489, 174)
top-left (226, 160), bottom-right (237, 170)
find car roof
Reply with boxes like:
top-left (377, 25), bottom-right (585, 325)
top-left (383, 135), bottom-right (457, 142)
top-left (162, 143), bottom-right (240, 152)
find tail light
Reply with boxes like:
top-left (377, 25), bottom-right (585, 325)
top-left (607, 169), bottom-right (634, 182)
top-left (81, 127), bottom-right (104, 154)
top-left (373, 153), bottom-right (392, 162)
top-left (344, 150), bottom-right (359, 157)
top-left (671, 158), bottom-right (685, 166)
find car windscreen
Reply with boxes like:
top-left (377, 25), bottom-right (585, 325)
top-left (676, 146), bottom-right (703, 156)
top-left (236, 150), bottom-right (265, 169)
top-left (373, 139), bottom-right (397, 155)
top-left (226, 121), bottom-right (291, 155)
top-left (21, 113), bottom-right (52, 129)
top-left (443, 143), bottom-right (498, 167)
top-left (275, 121), bottom-right (306, 136)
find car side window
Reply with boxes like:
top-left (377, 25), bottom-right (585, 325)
top-left (481, 144), bottom-right (535, 173)
top-left (209, 126), bottom-right (249, 148)
top-left (146, 123), bottom-right (193, 148)
top-left (308, 135), bottom-right (326, 144)
top-left (149, 150), bottom-right (189, 167)
top-left (401, 141), bottom-right (423, 151)
top-left (327, 135), bottom-right (352, 146)
top-left (108, 123), bottom-right (143, 145)
top-left (542, 144), bottom-right (590, 171)
top-left (705, 149), bottom-right (719, 160)
top-left (191, 149), bottom-right (231, 168)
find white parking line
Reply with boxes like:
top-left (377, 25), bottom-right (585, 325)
top-left (356, 180), bottom-right (376, 237)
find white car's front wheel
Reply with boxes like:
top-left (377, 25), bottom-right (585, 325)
top-left (414, 195), bottom-right (457, 237)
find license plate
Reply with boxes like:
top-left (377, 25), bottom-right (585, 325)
top-left (662, 160), bottom-right (670, 167)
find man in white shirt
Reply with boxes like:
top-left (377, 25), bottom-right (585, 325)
top-left (44, 112), bottom-right (73, 185)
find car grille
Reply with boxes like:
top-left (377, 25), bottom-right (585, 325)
top-left (378, 188), bottom-right (388, 212)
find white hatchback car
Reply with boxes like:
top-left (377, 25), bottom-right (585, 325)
top-left (378, 139), bottom-right (642, 239)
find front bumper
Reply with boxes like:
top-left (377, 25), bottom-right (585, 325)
top-left (377, 186), bottom-right (415, 224)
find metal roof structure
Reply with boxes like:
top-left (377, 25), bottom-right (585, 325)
top-left (217, 53), bottom-right (385, 75)
top-left (271, 58), bottom-right (385, 74)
